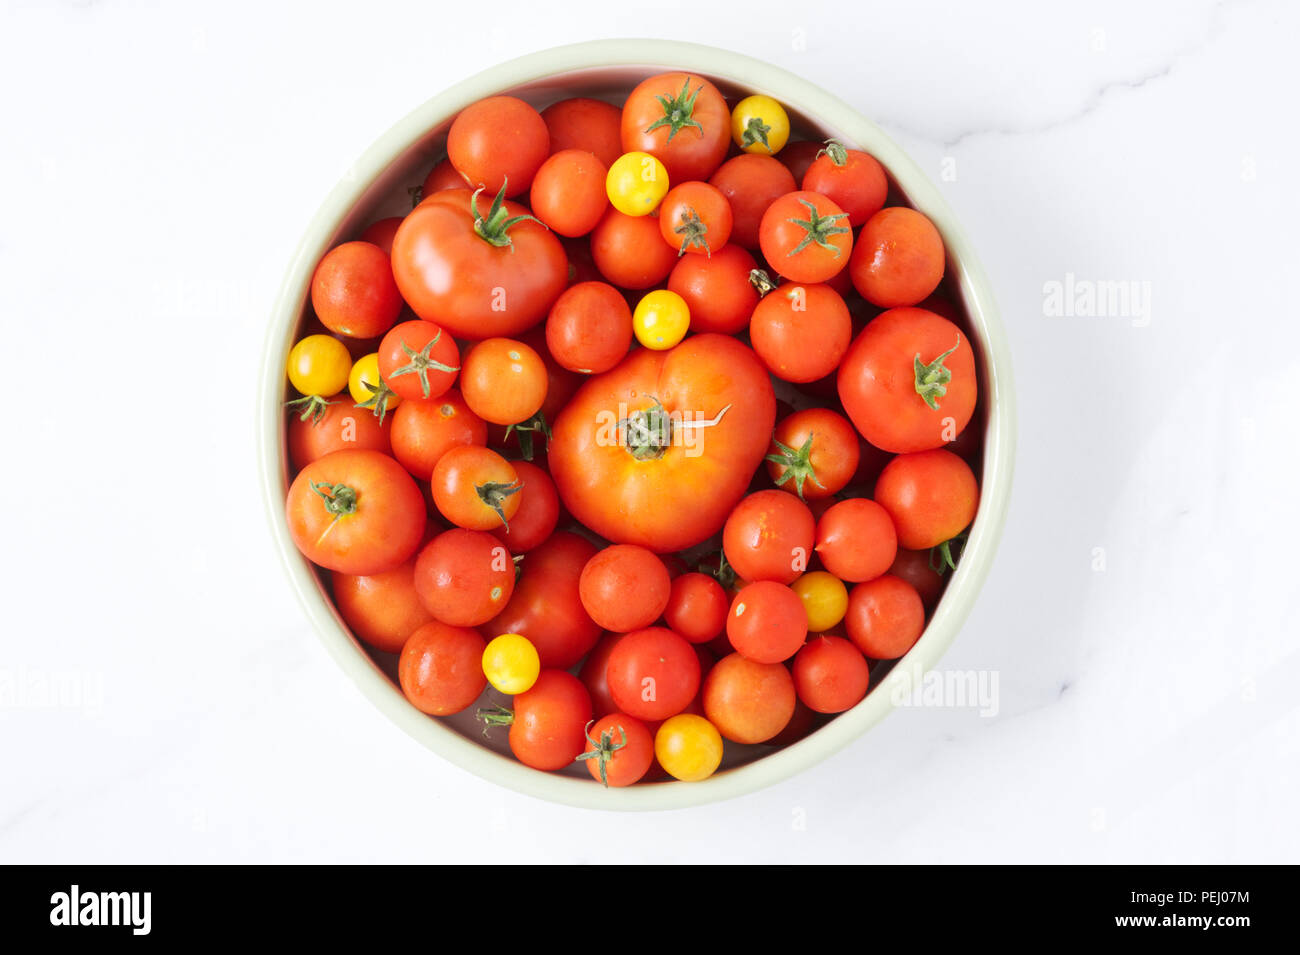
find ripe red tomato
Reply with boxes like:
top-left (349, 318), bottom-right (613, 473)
top-left (549, 335), bottom-right (776, 552)
top-left (666, 244), bottom-right (761, 334)
top-left (845, 574), bottom-right (925, 659)
top-left (285, 449), bottom-right (425, 575)
top-left (310, 241), bottom-right (403, 339)
top-left (446, 95), bottom-right (549, 196)
top-left (727, 581), bottom-right (807, 663)
top-left (777, 140), bottom-right (823, 184)
top-left (541, 97), bottom-right (623, 167)
top-left (874, 449), bottom-right (978, 550)
top-left (663, 572), bottom-right (729, 644)
top-left (837, 307), bottom-right (977, 453)
top-left (489, 460), bottom-right (559, 553)
top-left (332, 557), bottom-right (433, 654)
top-left (422, 157), bottom-right (468, 195)
top-left (589, 208), bottom-right (678, 289)
top-left (621, 72), bottom-right (731, 182)
top-left (287, 398), bottom-right (391, 472)
top-left (495, 670), bottom-right (592, 771)
top-left (579, 544), bottom-right (672, 633)
top-left (889, 548), bottom-right (947, 611)
top-left (766, 408), bottom-right (860, 500)
top-left (702, 652), bottom-right (796, 744)
top-left (607, 627), bottom-right (702, 722)
top-left (529, 149), bottom-right (608, 237)
top-left (429, 445), bottom-right (521, 531)
top-left (545, 281), bottom-right (633, 374)
top-left (850, 207), bottom-right (945, 307)
top-left (460, 337), bottom-right (549, 426)
top-left (413, 528), bottom-right (515, 627)
top-left (815, 498), bottom-right (898, 582)
top-left (657, 181), bottom-right (733, 255)
top-left (578, 713), bottom-right (655, 787)
top-left (391, 188), bottom-right (567, 340)
top-left (792, 635), bottom-right (870, 712)
top-left (759, 191), bottom-right (853, 283)
top-left (359, 217), bottom-right (403, 256)
top-left (377, 320), bottom-right (461, 401)
top-left (579, 631), bottom-right (625, 718)
top-left (801, 143), bottom-right (889, 227)
top-left (398, 621), bottom-right (487, 715)
top-left (749, 282), bottom-right (852, 383)
top-left (722, 489), bottom-right (815, 584)
top-left (486, 531), bottom-right (601, 669)
top-left (389, 389), bottom-right (486, 481)
top-left (709, 154), bottom-right (796, 249)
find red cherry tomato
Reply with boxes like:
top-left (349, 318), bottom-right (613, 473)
top-left (801, 142), bottom-right (889, 227)
top-left (657, 181), bottom-right (733, 256)
top-left (579, 631), bottom-right (626, 719)
top-left (792, 634), bottom-right (870, 712)
top-left (727, 581), bottom-right (808, 663)
top-left (766, 407), bottom-right (860, 500)
top-left (530, 149), bottom-right (609, 237)
top-left (666, 244), bottom-right (761, 334)
top-left (489, 460), bottom-right (559, 554)
top-left (545, 281), bottom-right (633, 374)
top-left (607, 627), bottom-right (702, 722)
top-left (578, 713), bottom-right (655, 787)
top-left (447, 95), bottom-right (549, 196)
top-left (749, 282), bottom-right (852, 383)
top-left (589, 208), bottom-right (678, 289)
top-left (889, 548), bottom-right (947, 611)
top-left (759, 191), bottom-right (852, 284)
top-left (709, 154), bottom-right (796, 249)
top-left (702, 652), bottom-right (796, 743)
top-left (287, 398), bottom-right (391, 472)
top-left (413, 528), bottom-right (515, 627)
top-left (663, 572), bottom-right (729, 644)
top-left (874, 449), bottom-right (978, 550)
top-left (777, 140), bottom-right (823, 184)
top-left (377, 320), bottom-right (461, 402)
top-left (359, 217), bottom-right (403, 256)
top-left (310, 241), bottom-right (403, 339)
top-left (579, 544), bottom-right (672, 633)
top-left (398, 621), bottom-right (487, 715)
top-left (541, 97), bottom-right (623, 167)
top-left (496, 670), bottom-right (592, 771)
top-left (845, 574), bottom-right (925, 659)
top-left (621, 72), bottom-right (731, 182)
top-left (849, 207), bottom-right (945, 307)
top-left (389, 389), bottom-right (486, 481)
top-left (333, 558), bottom-right (433, 654)
top-left (722, 489), bottom-right (815, 585)
top-left (815, 498), bottom-right (898, 582)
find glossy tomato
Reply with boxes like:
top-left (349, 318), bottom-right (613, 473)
top-left (545, 281), bottom-right (633, 375)
top-left (815, 498), bottom-right (898, 582)
top-left (727, 581), bottom-right (807, 663)
top-left (589, 207), bottom-right (678, 289)
top-left (845, 574), bottom-right (925, 659)
top-left (801, 142), bottom-right (888, 227)
top-left (748, 282), bottom-right (852, 383)
top-left (709, 154), bottom-right (796, 250)
top-left (666, 243), bottom-right (761, 335)
top-left (759, 191), bottom-right (852, 284)
top-left (658, 181), bottom-right (733, 256)
top-left (489, 670), bottom-right (592, 771)
top-left (702, 653), bottom-right (796, 744)
top-left (607, 627), bottom-right (701, 722)
top-left (792, 635), bottom-right (870, 713)
top-left (389, 389), bottom-right (486, 481)
top-left (873, 449), bottom-right (978, 551)
top-left (446, 95), bottom-right (549, 196)
top-left (850, 206), bottom-right (945, 307)
top-left (413, 528), bottom-right (515, 627)
top-left (398, 621), bottom-right (487, 716)
top-left (332, 557), bottom-right (433, 654)
top-left (663, 572), bottom-right (729, 644)
top-left (460, 337), bottom-right (549, 426)
top-left (722, 489), bottom-right (815, 584)
top-left (429, 445), bottom-right (521, 531)
top-left (541, 97), bottom-right (624, 167)
top-left (529, 149), bottom-right (608, 237)
top-left (376, 320), bottom-right (460, 402)
top-left (765, 407), bottom-right (860, 500)
top-left (489, 460), bottom-right (559, 554)
top-left (577, 713), bottom-right (655, 787)
top-left (579, 544), bottom-right (672, 633)
top-left (310, 241), bottom-right (403, 340)
top-left (621, 72), bottom-right (731, 182)
top-left (287, 398), bottom-right (392, 472)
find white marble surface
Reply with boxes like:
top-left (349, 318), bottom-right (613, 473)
top-left (1, 0), bottom-right (1296, 863)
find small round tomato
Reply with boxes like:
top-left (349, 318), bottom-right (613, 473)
top-left (577, 713), bottom-right (655, 787)
top-left (605, 150), bottom-right (670, 216)
top-left (398, 620), bottom-right (487, 715)
top-left (359, 216), bottom-right (404, 256)
top-left (481, 632), bottom-right (541, 695)
top-left (792, 635), bottom-right (870, 713)
top-left (333, 557), bottom-right (433, 654)
top-left (801, 141), bottom-right (889, 227)
top-left (287, 334), bottom-right (351, 399)
top-left (348, 353), bottom-right (401, 425)
top-left (889, 548), bottom-right (947, 611)
top-left (765, 408), bottom-right (860, 500)
top-left (389, 389), bottom-right (486, 481)
top-left (590, 208), bottom-right (678, 289)
top-left (815, 498), bottom-right (898, 582)
top-left (730, 94), bottom-right (790, 155)
top-left (790, 571), bottom-right (849, 632)
top-left (310, 241), bottom-right (403, 339)
top-left (759, 191), bottom-right (853, 283)
top-left (288, 396), bottom-right (392, 471)
top-left (421, 157), bottom-right (468, 195)
top-left (579, 544), bottom-right (672, 633)
top-left (658, 181), bottom-right (732, 255)
top-left (487, 670), bottom-right (592, 771)
top-left (579, 632), bottom-right (625, 719)
top-left (530, 149), bottom-right (608, 237)
top-left (703, 652), bottom-right (796, 744)
top-left (655, 714), bottom-right (724, 782)
top-left (621, 73), bottom-right (731, 183)
top-left (667, 244), bottom-right (761, 334)
top-left (607, 627), bottom-right (702, 722)
top-left (663, 572), bottom-right (729, 644)
top-left (710, 154), bottom-right (796, 249)
top-left (447, 95), bottom-right (548, 196)
top-left (286, 449), bottom-right (425, 575)
top-left (413, 528), bottom-right (515, 627)
top-left (545, 281), bottom-right (633, 374)
top-left (541, 97), bottom-right (623, 167)
top-left (777, 140), bottom-right (823, 183)
top-left (459, 338), bottom-right (548, 426)
top-left (430, 445), bottom-right (521, 531)
top-left (489, 460), bottom-right (559, 554)
top-left (632, 289), bottom-right (690, 350)
top-left (873, 449), bottom-right (978, 551)
top-left (850, 207), bottom-right (945, 307)
top-left (376, 320), bottom-right (460, 402)
top-left (727, 581), bottom-right (807, 663)
top-left (845, 574), bottom-right (925, 659)
top-left (749, 282), bottom-right (851, 382)
top-left (722, 489), bottom-right (815, 585)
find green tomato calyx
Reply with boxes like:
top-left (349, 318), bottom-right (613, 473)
top-left (575, 721), bottom-right (629, 787)
top-left (471, 181), bottom-right (545, 249)
top-left (644, 77), bottom-right (705, 143)
top-left (785, 199), bottom-right (851, 258)
top-left (388, 332), bottom-right (459, 399)
top-left (765, 434), bottom-right (826, 501)
top-left (913, 339), bottom-right (961, 411)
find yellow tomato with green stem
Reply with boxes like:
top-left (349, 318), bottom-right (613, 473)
top-left (349, 353), bottom-right (401, 425)
top-left (286, 334), bottom-right (352, 424)
top-left (730, 95), bottom-right (790, 155)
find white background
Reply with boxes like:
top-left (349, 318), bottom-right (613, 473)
top-left (2, 0), bottom-right (1297, 863)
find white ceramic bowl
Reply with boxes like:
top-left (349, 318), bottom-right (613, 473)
top-left (257, 39), bottom-right (1016, 810)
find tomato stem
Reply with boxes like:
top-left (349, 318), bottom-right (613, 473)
top-left (785, 199), bottom-right (851, 258)
top-left (740, 116), bottom-right (773, 151)
top-left (309, 480), bottom-right (358, 523)
top-left (574, 721), bottom-right (628, 788)
top-left (749, 268), bottom-right (778, 297)
top-left (477, 479), bottom-right (522, 530)
top-left (353, 377), bottom-right (398, 426)
top-left (285, 394), bottom-right (336, 426)
top-left (644, 77), bottom-right (705, 143)
top-left (476, 704), bottom-right (514, 731)
top-left (503, 411), bottom-right (551, 461)
top-left (913, 339), bottom-right (961, 411)
top-left (817, 139), bottom-right (849, 166)
top-left (617, 400), bottom-right (731, 460)
top-left (700, 549), bottom-right (737, 592)
top-left (930, 531), bottom-right (969, 575)
top-left (387, 332), bottom-right (460, 399)
top-left (471, 181), bottom-right (546, 249)
top-left (672, 206), bottom-right (712, 256)
top-left (764, 434), bottom-right (825, 500)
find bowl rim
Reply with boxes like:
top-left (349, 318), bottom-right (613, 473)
top-left (257, 38), bottom-right (1017, 811)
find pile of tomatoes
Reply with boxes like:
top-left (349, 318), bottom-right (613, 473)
top-left (282, 72), bottom-right (981, 787)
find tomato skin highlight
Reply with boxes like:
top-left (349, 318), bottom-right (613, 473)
top-left (460, 337), bottom-right (549, 426)
top-left (703, 653), bottom-right (796, 744)
top-left (398, 621), bottom-right (488, 716)
top-left (849, 207), bottom-right (945, 307)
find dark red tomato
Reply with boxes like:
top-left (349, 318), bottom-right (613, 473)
top-left (722, 489), bottom-right (816, 584)
top-left (850, 207), bottom-right (945, 307)
top-left (377, 320), bottom-right (461, 401)
top-left (530, 149), bottom-right (609, 237)
top-left (359, 217), bottom-right (403, 256)
top-left (422, 157), bottom-right (469, 195)
top-left (391, 188), bottom-right (567, 340)
top-left (767, 698), bottom-right (819, 747)
top-left (815, 498), bottom-right (898, 582)
top-left (389, 389), bottom-right (486, 481)
top-left (759, 191), bottom-right (853, 284)
top-left (801, 143), bottom-right (889, 227)
top-left (873, 449), bottom-right (978, 550)
top-left (702, 652), bottom-right (796, 744)
top-left (333, 557), bottom-right (433, 654)
top-left (578, 713), bottom-right (655, 787)
top-left (765, 407), bottom-right (860, 501)
top-left (749, 282), bottom-right (852, 383)
top-left (413, 528), bottom-right (514, 627)
top-left (579, 544), bottom-right (672, 633)
top-left (287, 398), bottom-right (391, 472)
top-left (663, 572), bottom-right (729, 644)
top-left (658, 181), bottom-right (733, 256)
top-left (709, 154), bottom-right (796, 249)
top-left (502, 670), bottom-right (592, 771)
top-left (545, 281), bottom-right (633, 374)
top-left (579, 631), bottom-right (625, 719)
top-left (666, 244), bottom-right (761, 334)
top-left (490, 460), bottom-right (559, 554)
top-left (777, 140), bottom-right (823, 185)
top-left (589, 208), bottom-right (678, 290)
top-left (607, 627), bottom-right (702, 722)
top-left (447, 95), bottom-right (549, 196)
top-left (727, 581), bottom-right (807, 664)
top-left (889, 548), bottom-right (947, 611)
top-left (398, 621), bottom-right (487, 716)
top-left (792, 635), bottom-right (870, 713)
top-left (621, 72), bottom-right (731, 182)
top-left (485, 531), bottom-right (601, 669)
top-left (845, 574), bottom-right (925, 659)
top-left (310, 241), bottom-right (403, 339)
top-left (541, 97), bottom-right (624, 167)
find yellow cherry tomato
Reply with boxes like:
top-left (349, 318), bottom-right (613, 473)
top-left (791, 571), bottom-right (849, 633)
top-left (348, 353), bottom-right (401, 423)
top-left (286, 334), bottom-right (351, 397)
top-left (655, 714), bottom-right (724, 782)
top-left (730, 95), bottom-right (790, 155)
top-left (633, 289), bottom-right (690, 350)
top-left (482, 633), bottom-right (541, 695)
top-left (606, 151), bottom-right (670, 216)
